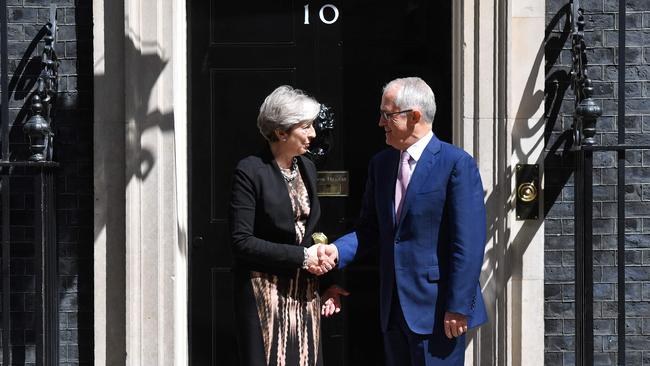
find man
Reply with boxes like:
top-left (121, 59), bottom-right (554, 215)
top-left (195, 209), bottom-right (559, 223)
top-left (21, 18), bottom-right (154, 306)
top-left (326, 77), bottom-right (488, 365)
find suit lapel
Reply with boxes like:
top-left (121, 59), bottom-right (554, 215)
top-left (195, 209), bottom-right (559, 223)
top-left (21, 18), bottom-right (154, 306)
top-left (378, 149), bottom-right (400, 228)
top-left (395, 135), bottom-right (442, 229)
top-left (263, 147), bottom-right (297, 236)
top-left (298, 156), bottom-right (320, 240)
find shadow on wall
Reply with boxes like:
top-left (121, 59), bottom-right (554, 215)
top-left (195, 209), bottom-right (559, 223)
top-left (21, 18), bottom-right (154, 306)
top-left (544, 4), bottom-right (575, 215)
top-left (93, 17), bottom-right (188, 360)
top-left (469, 4), bottom-right (574, 365)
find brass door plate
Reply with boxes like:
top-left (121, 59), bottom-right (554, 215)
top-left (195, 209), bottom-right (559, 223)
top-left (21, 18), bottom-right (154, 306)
top-left (316, 171), bottom-right (349, 197)
top-left (516, 164), bottom-right (539, 220)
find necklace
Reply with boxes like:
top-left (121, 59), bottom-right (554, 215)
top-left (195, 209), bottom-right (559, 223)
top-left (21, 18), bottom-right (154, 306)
top-left (280, 158), bottom-right (299, 182)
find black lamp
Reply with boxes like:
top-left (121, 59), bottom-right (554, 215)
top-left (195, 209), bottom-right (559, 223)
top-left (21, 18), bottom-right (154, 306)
top-left (23, 94), bottom-right (52, 161)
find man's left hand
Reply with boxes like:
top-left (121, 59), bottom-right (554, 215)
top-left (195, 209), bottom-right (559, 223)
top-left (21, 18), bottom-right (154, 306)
top-left (443, 312), bottom-right (468, 339)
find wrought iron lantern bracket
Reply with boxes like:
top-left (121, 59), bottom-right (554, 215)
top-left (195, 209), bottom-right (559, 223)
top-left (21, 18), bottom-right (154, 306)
top-left (569, 0), bottom-right (601, 150)
top-left (24, 6), bottom-right (59, 161)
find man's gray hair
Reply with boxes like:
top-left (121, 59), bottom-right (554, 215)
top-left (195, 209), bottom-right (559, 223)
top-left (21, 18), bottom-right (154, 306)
top-left (383, 77), bottom-right (436, 125)
top-left (257, 85), bottom-right (320, 142)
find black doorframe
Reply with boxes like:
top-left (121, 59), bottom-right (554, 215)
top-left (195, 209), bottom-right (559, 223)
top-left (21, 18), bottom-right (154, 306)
top-left (187, 2), bottom-right (453, 364)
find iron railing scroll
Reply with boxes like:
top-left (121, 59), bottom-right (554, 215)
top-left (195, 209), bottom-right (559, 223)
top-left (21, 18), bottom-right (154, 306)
top-left (569, 1), bottom-right (601, 149)
top-left (0, 3), bottom-right (60, 365)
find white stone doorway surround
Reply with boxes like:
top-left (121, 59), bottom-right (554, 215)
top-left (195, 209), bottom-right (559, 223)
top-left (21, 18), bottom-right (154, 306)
top-left (92, 0), bottom-right (545, 364)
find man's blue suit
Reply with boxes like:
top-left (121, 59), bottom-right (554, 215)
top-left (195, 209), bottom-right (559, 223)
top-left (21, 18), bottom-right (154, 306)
top-left (334, 134), bottom-right (488, 362)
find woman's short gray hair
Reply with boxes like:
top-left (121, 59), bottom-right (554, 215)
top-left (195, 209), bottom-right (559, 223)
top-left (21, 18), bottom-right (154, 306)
top-left (383, 77), bottom-right (436, 125)
top-left (257, 85), bottom-right (320, 142)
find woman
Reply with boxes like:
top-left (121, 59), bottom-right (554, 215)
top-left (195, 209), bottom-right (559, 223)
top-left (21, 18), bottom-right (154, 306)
top-left (230, 85), bottom-right (336, 366)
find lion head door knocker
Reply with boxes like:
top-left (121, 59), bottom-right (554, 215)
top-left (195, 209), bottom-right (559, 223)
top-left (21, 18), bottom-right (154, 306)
top-left (306, 104), bottom-right (335, 164)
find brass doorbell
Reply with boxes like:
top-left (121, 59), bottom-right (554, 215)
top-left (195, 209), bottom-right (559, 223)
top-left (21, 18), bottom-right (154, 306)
top-left (516, 164), bottom-right (540, 220)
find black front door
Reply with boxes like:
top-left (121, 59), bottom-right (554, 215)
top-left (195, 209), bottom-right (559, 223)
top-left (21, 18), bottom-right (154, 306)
top-left (189, 1), bottom-right (451, 364)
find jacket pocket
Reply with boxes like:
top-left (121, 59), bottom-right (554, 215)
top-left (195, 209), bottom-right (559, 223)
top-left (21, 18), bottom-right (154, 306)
top-left (427, 266), bottom-right (440, 282)
top-left (416, 188), bottom-right (442, 197)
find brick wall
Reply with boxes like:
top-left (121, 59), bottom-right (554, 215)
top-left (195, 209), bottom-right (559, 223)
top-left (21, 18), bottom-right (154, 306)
top-left (545, 0), bottom-right (650, 365)
top-left (2, 1), bottom-right (93, 364)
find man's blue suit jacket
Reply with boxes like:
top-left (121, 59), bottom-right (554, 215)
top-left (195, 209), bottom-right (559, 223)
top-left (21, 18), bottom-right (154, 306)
top-left (335, 134), bottom-right (488, 335)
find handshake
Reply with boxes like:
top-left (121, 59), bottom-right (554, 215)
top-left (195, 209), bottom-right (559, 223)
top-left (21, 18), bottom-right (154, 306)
top-left (304, 243), bottom-right (339, 276)
top-left (303, 234), bottom-right (349, 317)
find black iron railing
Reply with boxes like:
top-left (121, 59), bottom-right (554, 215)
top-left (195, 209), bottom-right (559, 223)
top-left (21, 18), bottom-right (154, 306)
top-left (1, 2), bottom-right (60, 365)
top-left (570, 3), bottom-right (597, 365)
top-left (0, 0), bottom-right (10, 361)
top-left (570, 1), bottom-right (650, 365)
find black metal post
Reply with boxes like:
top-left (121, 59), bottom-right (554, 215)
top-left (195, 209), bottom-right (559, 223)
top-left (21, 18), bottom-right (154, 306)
top-left (574, 152), bottom-right (584, 366)
top-left (575, 149), bottom-right (594, 366)
top-left (1, 0), bottom-right (8, 160)
top-left (616, 1), bottom-right (626, 365)
top-left (584, 150), bottom-right (594, 366)
top-left (0, 161), bottom-right (59, 366)
top-left (35, 168), bottom-right (58, 365)
top-left (1, 173), bottom-right (10, 365)
top-left (570, 1), bottom-right (601, 364)
top-left (35, 173), bottom-right (43, 364)
top-left (1, 0), bottom-right (12, 364)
